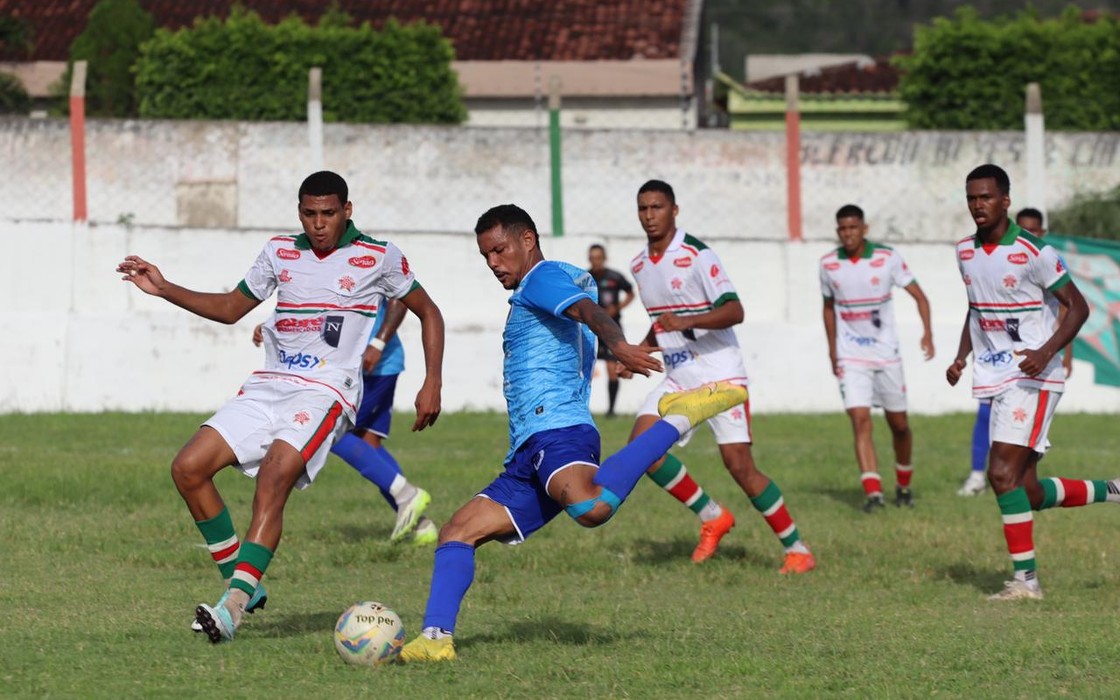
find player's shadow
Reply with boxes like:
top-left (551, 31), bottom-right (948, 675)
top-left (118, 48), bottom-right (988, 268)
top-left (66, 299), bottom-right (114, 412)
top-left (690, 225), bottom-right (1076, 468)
top-left (627, 536), bottom-right (770, 568)
top-left (458, 616), bottom-right (642, 650)
top-left (808, 485), bottom-right (868, 510)
top-left (937, 562), bottom-right (1008, 593)
top-left (252, 610), bottom-right (340, 638)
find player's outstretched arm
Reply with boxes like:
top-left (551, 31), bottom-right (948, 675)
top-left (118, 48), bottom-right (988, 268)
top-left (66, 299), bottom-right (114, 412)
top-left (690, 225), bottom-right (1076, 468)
top-left (399, 286), bottom-right (444, 431)
top-left (822, 297), bottom-right (840, 377)
top-left (657, 300), bottom-right (744, 333)
top-left (116, 255), bottom-right (259, 324)
top-left (946, 311), bottom-right (972, 386)
top-left (565, 298), bottom-right (662, 377)
top-left (1018, 282), bottom-right (1088, 377)
top-left (904, 282), bottom-right (935, 360)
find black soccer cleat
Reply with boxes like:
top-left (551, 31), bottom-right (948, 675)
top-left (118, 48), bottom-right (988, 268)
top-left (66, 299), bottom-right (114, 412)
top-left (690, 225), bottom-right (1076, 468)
top-left (861, 495), bottom-right (886, 513)
top-left (895, 487), bottom-right (914, 508)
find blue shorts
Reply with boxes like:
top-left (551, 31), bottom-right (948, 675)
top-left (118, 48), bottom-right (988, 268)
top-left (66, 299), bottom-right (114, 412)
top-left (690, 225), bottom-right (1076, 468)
top-left (479, 424), bottom-right (600, 544)
top-left (353, 373), bottom-right (398, 437)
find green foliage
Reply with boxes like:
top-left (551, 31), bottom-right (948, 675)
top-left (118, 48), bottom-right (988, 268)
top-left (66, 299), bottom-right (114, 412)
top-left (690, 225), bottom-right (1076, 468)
top-left (895, 7), bottom-right (1120, 130)
top-left (0, 71), bottom-right (30, 114)
top-left (135, 8), bottom-right (465, 124)
top-left (0, 14), bottom-right (33, 54)
top-left (1050, 186), bottom-right (1120, 239)
top-left (57, 0), bottom-right (155, 117)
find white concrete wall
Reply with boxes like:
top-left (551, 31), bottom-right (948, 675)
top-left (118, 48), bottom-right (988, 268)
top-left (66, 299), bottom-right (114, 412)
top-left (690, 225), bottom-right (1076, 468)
top-left (4, 220), bottom-right (1117, 415)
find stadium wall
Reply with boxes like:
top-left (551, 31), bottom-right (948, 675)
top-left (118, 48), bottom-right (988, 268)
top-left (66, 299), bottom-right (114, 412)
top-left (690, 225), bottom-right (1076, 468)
top-left (5, 221), bottom-right (1118, 416)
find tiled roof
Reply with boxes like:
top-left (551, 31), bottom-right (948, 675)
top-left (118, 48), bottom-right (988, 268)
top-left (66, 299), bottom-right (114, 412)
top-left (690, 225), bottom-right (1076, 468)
top-left (744, 56), bottom-right (901, 95)
top-left (0, 0), bottom-right (694, 62)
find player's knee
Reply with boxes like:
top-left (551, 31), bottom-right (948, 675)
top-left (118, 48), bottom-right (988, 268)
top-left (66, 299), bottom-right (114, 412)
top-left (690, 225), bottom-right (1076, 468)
top-left (170, 453), bottom-right (206, 491)
top-left (565, 487), bottom-right (621, 528)
top-left (889, 422), bottom-right (910, 439)
top-left (574, 502), bottom-right (614, 528)
top-left (986, 463), bottom-right (1016, 492)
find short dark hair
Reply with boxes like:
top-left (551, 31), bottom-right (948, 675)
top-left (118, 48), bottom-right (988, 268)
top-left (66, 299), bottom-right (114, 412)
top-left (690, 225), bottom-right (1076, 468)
top-left (966, 164), bottom-right (1010, 195)
top-left (638, 179), bottom-right (676, 205)
top-left (588, 244), bottom-right (606, 254)
top-left (1016, 207), bottom-right (1044, 224)
top-left (475, 204), bottom-right (540, 245)
top-left (299, 170), bottom-right (348, 204)
top-left (836, 204), bottom-right (864, 221)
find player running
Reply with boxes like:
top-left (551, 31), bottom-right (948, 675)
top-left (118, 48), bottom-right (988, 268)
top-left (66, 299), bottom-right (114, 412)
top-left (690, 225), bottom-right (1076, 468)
top-left (587, 244), bottom-right (635, 417)
top-left (820, 204), bottom-right (934, 511)
top-left (623, 180), bottom-right (815, 571)
top-left (399, 204), bottom-right (745, 662)
top-left (947, 164), bottom-right (1119, 601)
top-left (958, 207), bottom-right (1073, 496)
top-left (251, 295), bottom-right (437, 544)
top-left (117, 171), bottom-right (445, 642)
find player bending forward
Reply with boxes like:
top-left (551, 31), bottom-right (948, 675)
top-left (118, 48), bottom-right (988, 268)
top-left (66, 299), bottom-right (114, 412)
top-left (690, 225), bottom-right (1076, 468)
top-left (820, 204), bottom-right (933, 511)
top-left (947, 164), bottom-right (1120, 600)
top-left (623, 180), bottom-right (814, 571)
top-left (117, 171), bottom-right (444, 642)
top-left (399, 204), bottom-right (744, 662)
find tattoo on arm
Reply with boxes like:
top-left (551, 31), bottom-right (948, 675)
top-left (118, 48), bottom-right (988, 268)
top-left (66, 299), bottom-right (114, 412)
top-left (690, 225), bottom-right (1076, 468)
top-left (567, 298), bottom-right (626, 349)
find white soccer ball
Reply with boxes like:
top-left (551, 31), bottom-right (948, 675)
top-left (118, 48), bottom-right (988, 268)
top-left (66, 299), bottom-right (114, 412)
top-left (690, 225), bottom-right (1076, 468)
top-left (333, 601), bottom-right (405, 666)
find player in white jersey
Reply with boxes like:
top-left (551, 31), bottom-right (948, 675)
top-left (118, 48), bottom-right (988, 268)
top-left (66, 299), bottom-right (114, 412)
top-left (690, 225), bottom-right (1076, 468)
top-left (623, 180), bottom-right (815, 573)
top-left (820, 204), bottom-right (934, 512)
top-left (946, 164), bottom-right (1119, 601)
top-left (117, 171), bottom-right (445, 641)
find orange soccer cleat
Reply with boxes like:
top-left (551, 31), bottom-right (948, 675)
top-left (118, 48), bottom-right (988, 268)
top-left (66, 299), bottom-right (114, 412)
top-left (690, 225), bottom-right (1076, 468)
top-left (691, 507), bottom-right (735, 563)
top-left (779, 551), bottom-right (817, 575)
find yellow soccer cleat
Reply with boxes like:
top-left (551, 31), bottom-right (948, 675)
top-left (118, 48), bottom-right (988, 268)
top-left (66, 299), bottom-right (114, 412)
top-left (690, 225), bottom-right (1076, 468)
top-left (399, 634), bottom-right (457, 663)
top-left (412, 517), bottom-right (438, 546)
top-left (658, 381), bottom-right (748, 431)
top-left (391, 488), bottom-right (432, 543)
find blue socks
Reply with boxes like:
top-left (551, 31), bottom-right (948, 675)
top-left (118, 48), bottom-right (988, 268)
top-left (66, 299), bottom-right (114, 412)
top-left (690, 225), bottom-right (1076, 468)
top-left (422, 542), bottom-right (475, 633)
top-left (971, 402), bottom-right (991, 473)
top-left (331, 433), bottom-right (400, 508)
top-left (593, 420), bottom-right (681, 504)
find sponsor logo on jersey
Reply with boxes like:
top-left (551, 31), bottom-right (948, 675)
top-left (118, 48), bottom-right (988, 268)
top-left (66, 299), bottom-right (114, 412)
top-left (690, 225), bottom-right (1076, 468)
top-left (1006, 318), bottom-right (1022, 341)
top-left (979, 318), bottom-right (1006, 332)
top-left (1007, 252), bottom-right (1029, 265)
top-left (824, 262), bottom-right (841, 271)
top-left (278, 350), bottom-right (326, 370)
top-left (322, 315), bottom-right (344, 348)
top-left (401, 256), bottom-right (411, 275)
top-left (840, 310), bottom-right (873, 322)
top-left (960, 249), bottom-right (975, 261)
top-left (871, 309), bottom-right (882, 329)
top-left (710, 264), bottom-right (720, 278)
top-left (278, 269), bottom-right (292, 283)
top-left (277, 248), bottom-right (301, 260)
top-left (963, 274), bottom-right (972, 286)
top-left (276, 317), bottom-right (323, 333)
top-left (1056, 258), bottom-right (1065, 273)
top-left (664, 348), bottom-right (699, 369)
top-left (632, 261), bottom-right (644, 274)
top-left (673, 256), bottom-right (693, 268)
top-left (843, 332), bottom-right (877, 347)
top-left (348, 255), bottom-right (377, 268)
top-left (870, 258), bottom-right (886, 268)
top-left (293, 410), bottom-right (311, 425)
top-left (978, 349), bottom-right (1014, 366)
top-left (338, 275), bottom-right (356, 292)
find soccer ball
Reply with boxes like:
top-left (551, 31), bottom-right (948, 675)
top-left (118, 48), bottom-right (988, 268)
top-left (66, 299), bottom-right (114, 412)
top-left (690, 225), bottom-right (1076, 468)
top-left (333, 601), bottom-right (405, 666)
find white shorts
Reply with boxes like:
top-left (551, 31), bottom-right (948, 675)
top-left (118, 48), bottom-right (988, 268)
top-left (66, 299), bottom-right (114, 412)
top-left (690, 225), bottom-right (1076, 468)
top-left (989, 383), bottom-right (1062, 455)
top-left (638, 376), bottom-right (751, 445)
top-left (838, 361), bottom-right (907, 412)
top-left (204, 377), bottom-right (353, 490)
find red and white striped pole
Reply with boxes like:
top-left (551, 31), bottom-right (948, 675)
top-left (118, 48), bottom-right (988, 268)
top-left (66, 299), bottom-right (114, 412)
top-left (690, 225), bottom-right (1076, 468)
top-left (69, 60), bottom-right (88, 222)
top-left (784, 74), bottom-right (802, 242)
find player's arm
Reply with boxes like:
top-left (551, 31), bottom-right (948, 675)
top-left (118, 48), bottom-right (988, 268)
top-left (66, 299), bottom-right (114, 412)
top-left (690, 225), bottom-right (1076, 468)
top-left (116, 255), bottom-right (259, 324)
top-left (822, 297), bottom-right (840, 377)
top-left (1057, 305), bottom-right (1074, 377)
top-left (564, 298), bottom-right (662, 377)
top-left (657, 299), bottom-right (744, 333)
top-left (903, 281), bottom-right (935, 360)
top-left (946, 311), bottom-right (972, 386)
top-left (1018, 281), bottom-right (1088, 377)
top-left (363, 297), bottom-right (407, 373)
top-left (398, 285), bottom-right (444, 431)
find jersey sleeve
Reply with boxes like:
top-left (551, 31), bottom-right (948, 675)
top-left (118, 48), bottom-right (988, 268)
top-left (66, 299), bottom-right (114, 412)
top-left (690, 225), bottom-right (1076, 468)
top-left (698, 248), bottom-right (739, 307)
top-left (891, 252), bottom-right (917, 289)
top-left (1032, 245), bottom-right (1072, 291)
top-left (237, 244), bottom-right (277, 302)
top-left (520, 264), bottom-right (592, 319)
top-left (819, 260), bottom-right (834, 299)
top-left (376, 242), bottom-right (419, 299)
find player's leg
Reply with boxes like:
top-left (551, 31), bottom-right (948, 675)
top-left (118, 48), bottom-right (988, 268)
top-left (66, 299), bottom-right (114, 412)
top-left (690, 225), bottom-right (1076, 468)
top-left (839, 364), bottom-right (883, 511)
top-left (883, 410), bottom-right (914, 507)
top-left (171, 427), bottom-right (243, 581)
top-left (960, 401), bottom-right (991, 496)
top-left (606, 354), bottom-right (621, 417)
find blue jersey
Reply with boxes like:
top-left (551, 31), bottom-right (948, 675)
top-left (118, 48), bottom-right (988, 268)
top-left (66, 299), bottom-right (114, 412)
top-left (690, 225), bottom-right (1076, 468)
top-left (503, 260), bottom-right (599, 460)
top-left (367, 296), bottom-right (405, 376)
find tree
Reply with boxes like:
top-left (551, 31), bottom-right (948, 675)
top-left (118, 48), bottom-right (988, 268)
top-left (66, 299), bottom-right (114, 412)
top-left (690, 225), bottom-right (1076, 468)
top-left (0, 15), bottom-right (32, 114)
top-left (61, 0), bottom-right (155, 117)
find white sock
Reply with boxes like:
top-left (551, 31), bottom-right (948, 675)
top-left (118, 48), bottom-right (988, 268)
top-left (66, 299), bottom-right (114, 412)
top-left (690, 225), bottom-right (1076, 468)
top-left (785, 541), bottom-right (810, 555)
top-left (662, 414), bottom-right (691, 436)
top-left (389, 475), bottom-right (417, 503)
top-left (697, 499), bottom-right (722, 522)
top-left (224, 589), bottom-right (250, 626)
top-left (422, 626), bottom-right (452, 639)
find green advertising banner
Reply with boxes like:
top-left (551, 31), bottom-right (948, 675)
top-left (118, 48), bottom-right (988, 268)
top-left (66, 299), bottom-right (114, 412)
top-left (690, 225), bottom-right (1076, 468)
top-left (1049, 235), bottom-right (1120, 387)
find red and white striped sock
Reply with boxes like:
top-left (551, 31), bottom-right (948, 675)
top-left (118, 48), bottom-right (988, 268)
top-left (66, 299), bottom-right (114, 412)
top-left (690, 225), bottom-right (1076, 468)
top-left (895, 464), bottom-right (913, 489)
top-left (860, 471), bottom-right (883, 498)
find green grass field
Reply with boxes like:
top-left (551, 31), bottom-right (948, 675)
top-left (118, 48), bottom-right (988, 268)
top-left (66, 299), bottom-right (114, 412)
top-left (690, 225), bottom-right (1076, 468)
top-left (3, 411), bottom-right (1120, 698)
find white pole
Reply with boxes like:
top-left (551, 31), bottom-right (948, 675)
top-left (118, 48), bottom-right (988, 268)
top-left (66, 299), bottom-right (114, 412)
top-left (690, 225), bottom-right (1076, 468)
top-left (1024, 82), bottom-right (1046, 215)
top-left (308, 67), bottom-right (324, 171)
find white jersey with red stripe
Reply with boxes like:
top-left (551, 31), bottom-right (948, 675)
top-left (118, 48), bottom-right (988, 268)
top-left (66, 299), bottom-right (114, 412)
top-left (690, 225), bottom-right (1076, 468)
top-left (630, 228), bottom-right (747, 387)
top-left (237, 221), bottom-right (417, 417)
top-left (955, 222), bottom-right (1071, 398)
top-left (819, 242), bottom-right (915, 367)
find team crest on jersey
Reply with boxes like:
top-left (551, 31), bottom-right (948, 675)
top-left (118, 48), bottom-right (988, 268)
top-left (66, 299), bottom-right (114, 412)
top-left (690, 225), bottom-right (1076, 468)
top-left (348, 255), bottom-right (377, 268)
top-left (710, 264), bottom-right (720, 278)
top-left (960, 249), bottom-right (975, 261)
top-left (1003, 274), bottom-right (1018, 289)
top-left (1056, 258), bottom-right (1065, 273)
top-left (671, 277), bottom-right (683, 290)
top-left (293, 410), bottom-right (311, 425)
top-left (401, 256), bottom-right (411, 275)
top-left (278, 269), bottom-right (292, 283)
top-left (870, 258), bottom-right (886, 268)
top-left (277, 248), bottom-right (300, 260)
top-left (673, 256), bottom-right (692, 268)
top-left (963, 274), bottom-right (971, 286)
top-left (1007, 253), bottom-right (1029, 265)
top-left (824, 262), bottom-right (841, 271)
top-left (338, 275), bottom-right (356, 292)
top-left (871, 276), bottom-right (881, 286)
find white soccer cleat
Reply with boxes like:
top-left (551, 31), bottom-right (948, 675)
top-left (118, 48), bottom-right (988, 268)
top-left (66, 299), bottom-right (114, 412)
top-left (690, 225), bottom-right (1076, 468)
top-left (987, 579), bottom-right (1043, 601)
top-left (957, 471), bottom-right (987, 496)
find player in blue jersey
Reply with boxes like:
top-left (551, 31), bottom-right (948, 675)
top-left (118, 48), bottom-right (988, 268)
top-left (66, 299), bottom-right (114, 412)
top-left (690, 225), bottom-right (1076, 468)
top-left (399, 204), bottom-right (747, 662)
top-left (251, 296), bottom-right (437, 543)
